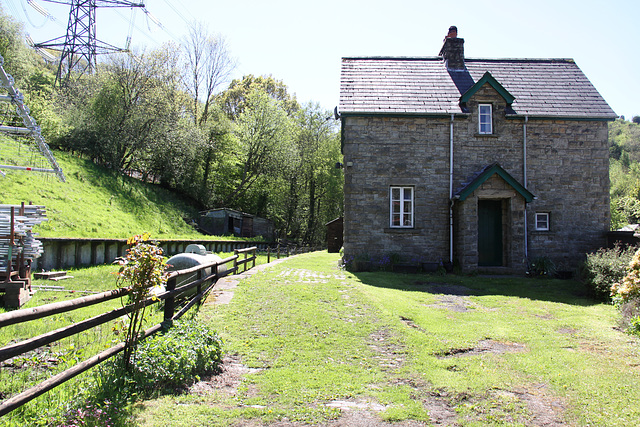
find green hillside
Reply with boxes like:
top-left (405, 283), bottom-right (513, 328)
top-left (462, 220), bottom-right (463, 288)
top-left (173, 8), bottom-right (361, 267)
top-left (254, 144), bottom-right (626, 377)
top-left (0, 149), bottom-right (209, 239)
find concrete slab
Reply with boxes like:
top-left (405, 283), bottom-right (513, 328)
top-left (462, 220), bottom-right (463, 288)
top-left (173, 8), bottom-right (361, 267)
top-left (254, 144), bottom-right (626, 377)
top-left (204, 257), bottom-right (290, 306)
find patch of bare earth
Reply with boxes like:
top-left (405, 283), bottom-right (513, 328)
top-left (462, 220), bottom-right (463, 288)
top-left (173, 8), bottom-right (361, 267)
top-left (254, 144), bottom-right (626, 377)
top-left (491, 385), bottom-right (568, 427)
top-left (368, 328), bottom-right (405, 372)
top-left (416, 282), bottom-right (483, 313)
top-left (189, 354), bottom-right (261, 398)
top-left (435, 339), bottom-right (526, 359)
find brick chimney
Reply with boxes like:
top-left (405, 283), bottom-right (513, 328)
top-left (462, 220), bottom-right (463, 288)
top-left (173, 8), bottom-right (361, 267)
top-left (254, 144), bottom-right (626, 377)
top-left (439, 26), bottom-right (465, 70)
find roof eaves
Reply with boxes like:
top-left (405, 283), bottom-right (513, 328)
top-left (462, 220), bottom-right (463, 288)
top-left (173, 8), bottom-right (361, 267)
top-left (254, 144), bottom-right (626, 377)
top-left (339, 111), bottom-right (469, 118)
top-left (505, 113), bottom-right (618, 122)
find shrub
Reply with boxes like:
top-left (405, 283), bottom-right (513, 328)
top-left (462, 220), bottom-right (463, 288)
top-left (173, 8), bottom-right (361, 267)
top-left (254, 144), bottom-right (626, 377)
top-left (611, 249), bottom-right (640, 303)
top-left (611, 250), bottom-right (640, 335)
top-left (582, 245), bottom-right (636, 301)
top-left (627, 315), bottom-right (640, 337)
top-left (58, 319), bottom-right (223, 426)
top-left (130, 319), bottom-right (224, 394)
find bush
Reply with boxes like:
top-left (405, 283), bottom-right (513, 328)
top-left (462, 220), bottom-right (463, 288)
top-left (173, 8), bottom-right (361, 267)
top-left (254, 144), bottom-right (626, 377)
top-left (611, 250), bottom-right (640, 335)
top-left (130, 319), bottom-right (224, 394)
top-left (582, 245), bottom-right (637, 301)
top-left (57, 319), bottom-right (223, 426)
top-left (627, 314), bottom-right (640, 337)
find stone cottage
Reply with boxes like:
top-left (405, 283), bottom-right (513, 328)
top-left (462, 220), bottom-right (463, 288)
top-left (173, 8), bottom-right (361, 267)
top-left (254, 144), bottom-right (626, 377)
top-left (338, 27), bottom-right (617, 273)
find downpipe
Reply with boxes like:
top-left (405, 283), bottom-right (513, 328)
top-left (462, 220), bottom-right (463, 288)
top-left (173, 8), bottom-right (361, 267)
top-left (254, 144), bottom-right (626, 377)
top-left (449, 114), bottom-right (454, 264)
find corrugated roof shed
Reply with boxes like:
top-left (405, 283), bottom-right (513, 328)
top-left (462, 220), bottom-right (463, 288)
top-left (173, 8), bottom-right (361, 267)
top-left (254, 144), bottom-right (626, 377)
top-left (339, 57), bottom-right (617, 119)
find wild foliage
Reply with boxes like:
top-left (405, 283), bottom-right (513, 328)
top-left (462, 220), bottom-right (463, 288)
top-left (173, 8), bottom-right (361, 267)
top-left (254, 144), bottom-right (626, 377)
top-left (610, 248), bottom-right (640, 336)
top-left (54, 319), bottom-right (223, 426)
top-left (127, 319), bottom-right (223, 393)
top-left (609, 118), bottom-right (640, 229)
top-left (0, 8), bottom-right (343, 245)
top-left (582, 245), bottom-right (636, 301)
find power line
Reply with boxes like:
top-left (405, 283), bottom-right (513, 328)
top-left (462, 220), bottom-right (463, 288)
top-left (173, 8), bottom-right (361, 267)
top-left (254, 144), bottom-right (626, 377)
top-left (160, 0), bottom-right (193, 27)
top-left (20, 0), bottom-right (49, 28)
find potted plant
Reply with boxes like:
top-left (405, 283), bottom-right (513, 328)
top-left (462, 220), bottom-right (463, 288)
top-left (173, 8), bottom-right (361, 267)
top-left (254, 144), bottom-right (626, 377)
top-left (421, 261), bottom-right (440, 273)
top-left (392, 254), bottom-right (420, 274)
top-left (352, 253), bottom-right (373, 272)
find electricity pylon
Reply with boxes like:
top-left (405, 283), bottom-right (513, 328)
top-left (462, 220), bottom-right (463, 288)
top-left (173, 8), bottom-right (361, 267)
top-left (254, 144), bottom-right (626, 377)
top-left (33, 1), bottom-right (145, 85)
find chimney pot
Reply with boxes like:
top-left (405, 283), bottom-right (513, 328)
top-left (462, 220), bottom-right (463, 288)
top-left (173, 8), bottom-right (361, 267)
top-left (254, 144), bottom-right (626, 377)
top-left (439, 26), bottom-right (465, 70)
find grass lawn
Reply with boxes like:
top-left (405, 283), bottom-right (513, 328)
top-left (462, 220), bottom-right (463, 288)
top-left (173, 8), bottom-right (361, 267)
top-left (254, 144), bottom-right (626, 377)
top-left (134, 251), bottom-right (640, 426)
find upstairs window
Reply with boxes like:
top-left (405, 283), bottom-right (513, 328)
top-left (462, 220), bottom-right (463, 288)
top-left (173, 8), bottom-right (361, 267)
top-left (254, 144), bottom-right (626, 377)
top-left (535, 212), bottom-right (550, 231)
top-left (479, 104), bottom-right (493, 134)
top-left (390, 186), bottom-right (414, 228)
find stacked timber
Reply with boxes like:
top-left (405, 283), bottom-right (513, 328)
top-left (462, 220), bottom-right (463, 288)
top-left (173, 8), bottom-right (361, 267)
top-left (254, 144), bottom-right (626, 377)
top-left (0, 204), bottom-right (47, 269)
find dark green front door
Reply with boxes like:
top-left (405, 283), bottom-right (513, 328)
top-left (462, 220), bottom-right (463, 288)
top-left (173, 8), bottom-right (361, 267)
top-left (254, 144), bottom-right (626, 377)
top-left (478, 200), bottom-right (503, 266)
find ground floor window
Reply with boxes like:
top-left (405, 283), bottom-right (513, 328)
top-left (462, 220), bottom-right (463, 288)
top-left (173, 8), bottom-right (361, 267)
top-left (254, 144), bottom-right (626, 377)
top-left (535, 212), bottom-right (550, 231)
top-left (390, 186), bottom-right (413, 228)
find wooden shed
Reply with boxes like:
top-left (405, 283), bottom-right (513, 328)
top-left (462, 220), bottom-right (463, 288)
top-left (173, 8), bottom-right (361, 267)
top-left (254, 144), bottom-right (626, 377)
top-left (326, 217), bottom-right (343, 253)
top-left (198, 208), bottom-right (274, 240)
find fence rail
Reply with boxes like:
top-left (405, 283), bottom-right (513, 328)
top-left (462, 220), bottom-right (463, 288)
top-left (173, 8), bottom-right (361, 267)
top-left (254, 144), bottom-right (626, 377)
top-left (0, 248), bottom-right (258, 417)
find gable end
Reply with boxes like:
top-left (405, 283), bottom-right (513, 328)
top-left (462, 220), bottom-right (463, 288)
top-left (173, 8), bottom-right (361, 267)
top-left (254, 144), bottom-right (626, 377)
top-left (460, 71), bottom-right (515, 105)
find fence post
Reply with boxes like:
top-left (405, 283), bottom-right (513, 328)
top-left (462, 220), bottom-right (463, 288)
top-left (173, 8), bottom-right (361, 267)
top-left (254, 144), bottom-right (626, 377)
top-left (233, 249), bottom-right (238, 273)
top-left (267, 247), bottom-right (271, 263)
top-left (252, 248), bottom-right (256, 269)
top-left (164, 276), bottom-right (177, 322)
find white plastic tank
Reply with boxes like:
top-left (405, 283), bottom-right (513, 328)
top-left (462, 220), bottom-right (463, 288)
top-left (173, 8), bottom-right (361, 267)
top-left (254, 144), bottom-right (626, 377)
top-left (163, 248), bottom-right (227, 297)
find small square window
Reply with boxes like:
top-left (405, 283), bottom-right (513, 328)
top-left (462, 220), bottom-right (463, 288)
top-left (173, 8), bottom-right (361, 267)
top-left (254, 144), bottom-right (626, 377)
top-left (535, 213), bottom-right (550, 231)
top-left (479, 104), bottom-right (492, 134)
top-left (390, 186), bottom-right (414, 228)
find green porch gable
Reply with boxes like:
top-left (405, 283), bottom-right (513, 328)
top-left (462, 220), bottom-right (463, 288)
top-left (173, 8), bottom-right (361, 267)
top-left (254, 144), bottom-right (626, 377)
top-left (454, 162), bottom-right (535, 202)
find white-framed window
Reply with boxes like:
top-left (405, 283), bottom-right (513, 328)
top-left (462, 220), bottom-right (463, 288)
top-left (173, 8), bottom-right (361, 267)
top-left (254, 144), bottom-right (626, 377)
top-left (479, 104), bottom-right (493, 134)
top-left (535, 212), bottom-right (550, 231)
top-left (390, 186), bottom-right (414, 228)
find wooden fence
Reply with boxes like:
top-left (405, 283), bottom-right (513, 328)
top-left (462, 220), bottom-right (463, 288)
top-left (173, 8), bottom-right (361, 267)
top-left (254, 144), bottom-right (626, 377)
top-left (0, 246), bottom-right (258, 417)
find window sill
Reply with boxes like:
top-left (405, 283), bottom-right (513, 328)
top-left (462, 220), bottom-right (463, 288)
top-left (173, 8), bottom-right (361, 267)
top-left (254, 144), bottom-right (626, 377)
top-left (384, 227), bottom-right (421, 235)
top-left (474, 133), bottom-right (499, 138)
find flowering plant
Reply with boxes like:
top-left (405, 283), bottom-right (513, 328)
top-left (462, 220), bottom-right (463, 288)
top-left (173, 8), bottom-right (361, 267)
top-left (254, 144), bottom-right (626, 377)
top-left (115, 233), bottom-right (168, 368)
top-left (611, 248), bottom-right (640, 304)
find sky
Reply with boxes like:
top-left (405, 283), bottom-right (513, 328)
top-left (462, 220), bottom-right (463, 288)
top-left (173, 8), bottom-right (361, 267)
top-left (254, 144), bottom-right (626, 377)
top-left (4, 0), bottom-right (640, 119)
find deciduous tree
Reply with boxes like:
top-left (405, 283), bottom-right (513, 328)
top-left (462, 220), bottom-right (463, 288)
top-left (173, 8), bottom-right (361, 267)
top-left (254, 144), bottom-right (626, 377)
top-left (181, 22), bottom-right (235, 125)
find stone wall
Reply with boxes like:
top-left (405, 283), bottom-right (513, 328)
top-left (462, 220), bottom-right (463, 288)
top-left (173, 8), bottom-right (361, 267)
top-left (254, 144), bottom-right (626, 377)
top-left (525, 119), bottom-right (610, 267)
top-left (35, 238), bottom-right (271, 271)
top-left (342, 116), bottom-right (451, 265)
top-left (342, 84), bottom-right (610, 272)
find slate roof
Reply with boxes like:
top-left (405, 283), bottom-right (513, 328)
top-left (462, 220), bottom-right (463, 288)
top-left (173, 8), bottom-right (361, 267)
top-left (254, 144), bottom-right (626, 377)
top-left (339, 57), bottom-right (617, 119)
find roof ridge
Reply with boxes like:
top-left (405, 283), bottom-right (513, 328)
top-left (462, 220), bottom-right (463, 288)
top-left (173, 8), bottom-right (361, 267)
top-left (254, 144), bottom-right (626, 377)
top-left (341, 56), bottom-right (576, 63)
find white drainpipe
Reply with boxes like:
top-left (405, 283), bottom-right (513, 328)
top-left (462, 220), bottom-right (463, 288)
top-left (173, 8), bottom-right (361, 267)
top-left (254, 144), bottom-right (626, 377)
top-left (523, 115), bottom-right (529, 260)
top-left (449, 114), bottom-right (455, 264)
